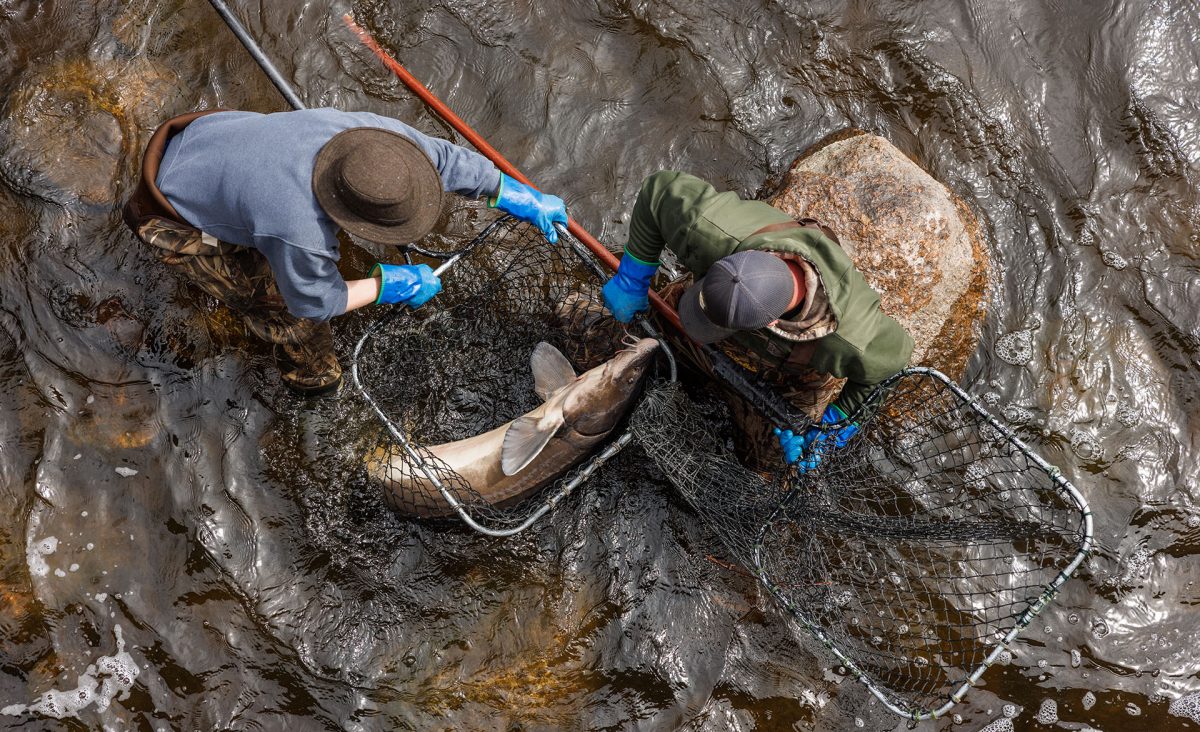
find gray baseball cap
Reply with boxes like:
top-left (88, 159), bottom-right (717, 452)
top-left (679, 250), bottom-right (796, 344)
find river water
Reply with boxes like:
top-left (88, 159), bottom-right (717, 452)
top-left (1, 0), bottom-right (1198, 730)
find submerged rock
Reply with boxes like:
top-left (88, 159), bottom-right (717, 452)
top-left (769, 131), bottom-right (990, 378)
top-left (0, 56), bottom-right (182, 207)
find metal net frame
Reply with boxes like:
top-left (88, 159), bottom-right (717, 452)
top-left (629, 368), bottom-right (1092, 720)
top-left (350, 214), bottom-right (672, 536)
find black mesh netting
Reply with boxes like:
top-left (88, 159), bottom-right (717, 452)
top-left (350, 211), bottom-right (1090, 719)
top-left (351, 214), bottom-right (654, 531)
top-left (627, 371), bottom-right (1091, 719)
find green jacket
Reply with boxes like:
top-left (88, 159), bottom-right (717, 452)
top-left (626, 170), bottom-right (914, 417)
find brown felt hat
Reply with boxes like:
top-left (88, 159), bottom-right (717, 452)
top-left (312, 128), bottom-right (443, 244)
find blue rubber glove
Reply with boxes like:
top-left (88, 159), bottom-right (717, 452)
top-left (773, 405), bottom-right (859, 473)
top-left (489, 173), bottom-right (568, 243)
top-left (372, 263), bottom-right (442, 309)
top-left (601, 251), bottom-right (658, 323)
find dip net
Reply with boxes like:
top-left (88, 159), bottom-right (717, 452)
top-left (627, 370), bottom-right (1092, 720)
top-left (350, 212), bottom-right (661, 535)
top-left (351, 208), bottom-right (1091, 720)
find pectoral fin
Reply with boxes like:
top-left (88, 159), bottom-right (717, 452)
top-left (530, 341), bottom-right (576, 400)
top-left (501, 410), bottom-right (563, 476)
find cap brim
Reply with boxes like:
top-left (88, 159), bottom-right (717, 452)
top-left (679, 280), bottom-right (738, 344)
top-left (312, 128), bottom-right (443, 245)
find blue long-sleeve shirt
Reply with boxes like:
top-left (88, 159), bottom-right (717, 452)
top-left (157, 108), bottom-right (502, 321)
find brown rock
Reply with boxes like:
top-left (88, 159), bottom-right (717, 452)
top-left (768, 131), bottom-right (990, 379)
top-left (0, 57), bottom-right (182, 206)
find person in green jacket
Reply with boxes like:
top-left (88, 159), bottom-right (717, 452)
top-left (601, 170), bottom-right (914, 471)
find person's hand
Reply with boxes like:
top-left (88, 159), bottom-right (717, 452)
top-left (601, 251), bottom-right (658, 323)
top-left (490, 173), bottom-right (568, 243)
top-left (372, 263), bottom-right (442, 309)
top-left (773, 405), bottom-right (859, 472)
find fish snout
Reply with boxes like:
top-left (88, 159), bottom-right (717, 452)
top-left (621, 337), bottom-right (660, 371)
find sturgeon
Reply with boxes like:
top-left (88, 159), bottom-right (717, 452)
top-left (368, 337), bottom-right (659, 517)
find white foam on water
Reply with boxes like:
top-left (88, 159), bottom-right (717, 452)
top-left (1125, 702), bottom-right (1141, 716)
top-left (94, 593), bottom-right (107, 602)
top-left (1071, 649), bottom-right (1082, 668)
top-left (0, 625), bottom-right (139, 720)
top-left (1115, 403), bottom-right (1139, 427)
top-left (1101, 250), bottom-right (1128, 270)
top-left (1002, 404), bottom-right (1033, 424)
top-left (995, 330), bottom-right (1033, 366)
top-left (26, 536), bottom-right (59, 578)
top-left (976, 717), bottom-right (1014, 732)
top-left (1035, 699), bottom-right (1058, 725)
top-left (1169, 692), bottom-right (1200, 722)
top-left (1002, 703), bottom-right (1018, 718)
top-left (114, 467), bottom-right (138, 477)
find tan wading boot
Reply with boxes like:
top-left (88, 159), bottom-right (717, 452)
top-left (274, 342), bottom-right (343, 397)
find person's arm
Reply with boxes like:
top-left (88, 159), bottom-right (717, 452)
top-left (367, 115), bottom-right (568, 241)
top-left (343, 276), bottom-right (382, 313)
top-left (602, 171), bottom-right (732, 322)
top-left (255, 238), bottom-right (348, 322)
top-left (814, 315), bottom-right (914, 418)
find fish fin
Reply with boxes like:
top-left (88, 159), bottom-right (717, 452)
top-left (501, 411), bottom-right (563, 476)
top-left (530, 341), bottom-right (576, 400)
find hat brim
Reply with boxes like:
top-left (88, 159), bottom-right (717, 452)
top-left (312, 128), bottom-right (443, 245)
top-left (679, 279), bottom-right (738, 344)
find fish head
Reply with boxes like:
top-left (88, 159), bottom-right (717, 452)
top-left (562, 337), bottom-right (659, 436)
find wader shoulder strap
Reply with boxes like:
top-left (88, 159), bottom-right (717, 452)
top-left (123, 109), bottom-right (227, 232)
top-left (749, 217), bottom-right (842, 246)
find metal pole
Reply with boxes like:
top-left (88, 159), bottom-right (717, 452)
top-left (207, 0), bottom-right (308, 111)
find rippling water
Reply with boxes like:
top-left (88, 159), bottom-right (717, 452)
top-left (1, 0), bottom-right (1198, 729)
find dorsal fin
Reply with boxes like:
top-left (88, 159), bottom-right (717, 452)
top-left (530, 341), bottom-right (576, 400)
top-left (501, 410), bottom-right (564, 476)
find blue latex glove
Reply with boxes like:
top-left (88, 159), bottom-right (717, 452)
top-left (773, 405), bottom-right (859, 473)
top-left (601, 251), bottom-right (658, 323)
top-left (372, 263), bottom-right (442, 309)
top-left (490, 173), bottom-right (568, 243)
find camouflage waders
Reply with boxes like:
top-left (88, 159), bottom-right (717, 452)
top-left (135, 218), bottom-right (342, 394)
top-left (124, 109), bottom-right (341, 395)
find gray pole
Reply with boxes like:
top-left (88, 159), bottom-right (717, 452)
top-left (207, 0), bottom-right (307, 111)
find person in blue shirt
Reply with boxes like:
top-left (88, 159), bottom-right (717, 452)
top-left (124, 107), bottom-right (567, 395)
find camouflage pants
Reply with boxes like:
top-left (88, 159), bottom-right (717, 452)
top-left (135, 217), bottom-right (342, 393)
top-left (656, 278), bottom-right (844, 471)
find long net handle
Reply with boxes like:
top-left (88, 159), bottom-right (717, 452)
top-left (341, 14), bottom-right (810, 431)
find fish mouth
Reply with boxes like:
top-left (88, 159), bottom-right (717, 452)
top-left (621, 334), bottom-right (659, 354)
top-left (616, 336), bottom-right (660, 370)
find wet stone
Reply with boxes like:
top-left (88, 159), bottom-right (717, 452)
top-left (0, 57), bottom-right (181, 207)
top-left (769, 131), bottom-right (990, 378)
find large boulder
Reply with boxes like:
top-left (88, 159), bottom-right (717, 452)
top-left (768, 131), bottom-right (989, 379)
